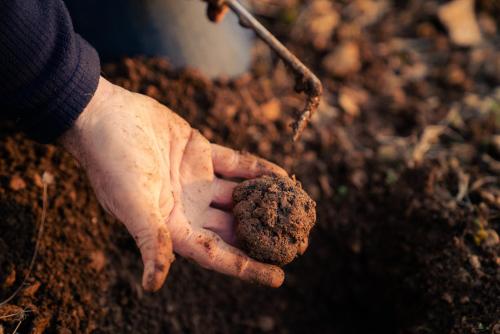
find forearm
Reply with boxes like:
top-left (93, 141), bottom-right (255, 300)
top-left (0, 0), bottom-right (100, 143)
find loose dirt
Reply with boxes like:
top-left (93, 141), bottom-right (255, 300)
top-left (233, 175), bottom-right (316, 266)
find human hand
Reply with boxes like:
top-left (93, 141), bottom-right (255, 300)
top-left (61, 77), bottom-right (287, 291)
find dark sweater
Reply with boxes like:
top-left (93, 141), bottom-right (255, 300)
top-left (0, 0), bottom-right (100, 143)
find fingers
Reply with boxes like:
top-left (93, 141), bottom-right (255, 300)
top-left (203, 208), bottom-right (236, 245)
top-left (124, 213), bottom-right (175, 292)
top-left (211, 144), bottom-right (287, 179)
top-left (211, 177), bottom-right (238, 208)
top-left (175, 229), bottom-right (284, 287)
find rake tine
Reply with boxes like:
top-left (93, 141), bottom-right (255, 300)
top-left (223, 0), bottom-right (323, 141)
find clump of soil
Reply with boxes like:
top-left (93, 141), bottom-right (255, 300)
top-left (233, 175), bottom-right (316, 266)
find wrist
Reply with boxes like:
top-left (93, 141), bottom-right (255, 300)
top-left (60, 76), bottom-right (114, 156)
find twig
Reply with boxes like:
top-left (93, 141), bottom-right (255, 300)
top-left (0, 172), bottom-right (51, 307)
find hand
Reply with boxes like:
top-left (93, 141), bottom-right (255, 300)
top-left (61, 77), bottom-right (287, 291)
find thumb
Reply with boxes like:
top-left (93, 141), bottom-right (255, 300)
top-left (125, 212), bottom-right (175, 292)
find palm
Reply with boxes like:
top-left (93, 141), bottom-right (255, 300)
top-left (63, 78), bottom-right (287, 291)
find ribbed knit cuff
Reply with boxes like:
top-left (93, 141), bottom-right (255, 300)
top-left (24, 36), bottom-right (100, 144)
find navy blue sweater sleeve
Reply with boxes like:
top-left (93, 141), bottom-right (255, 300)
top-left (0, 0), bottom-right (100, 143)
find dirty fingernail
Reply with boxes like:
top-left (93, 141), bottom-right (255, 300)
top-left (268, 267), bottom-right (285, 288)
top-left (250, 265), bottom-right (285, 288)
top-left (142, 260), bottom-right (168, 292)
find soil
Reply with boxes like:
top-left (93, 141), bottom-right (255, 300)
top-left (233, 175), bottom-right (316, 266)
top-left (0, 1), bottom-right (499, 333)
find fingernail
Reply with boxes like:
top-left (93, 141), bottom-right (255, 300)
top-left (270, 268), bottom-right (285, 288)
top-left (142, 260), bottom-right (160, 292)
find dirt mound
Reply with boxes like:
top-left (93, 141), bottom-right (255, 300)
top-left (233, 175), bottom-right (316, 265)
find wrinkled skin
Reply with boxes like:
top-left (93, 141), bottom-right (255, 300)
top-left (61, 77), bottom-right (286, 291)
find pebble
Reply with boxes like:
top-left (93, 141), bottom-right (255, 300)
top-left (469, 255), bottom-right (481, 271)
top-left (322, 41), bottom-right (361, 77)
top-left (89, 250), bottom-right (107, 272)
top-left (259, 99), bottom-right (281, 122)
top-left (9, 175), bottom-right (26, 191)
top-left (339, 91), bottom-right (359, 118)
top-left (438, 0), bottom-right (482, 47)
top-left (292, 0), bottom-right (339, 50)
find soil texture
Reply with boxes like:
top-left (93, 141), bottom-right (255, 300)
top-left (233, 175), bottom-right (316, 266)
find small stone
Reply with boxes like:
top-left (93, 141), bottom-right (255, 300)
top-left (338, 87), bottom-right (368, 118)
top-left (89, 250), bottom-right (106, 272)
top-left (469, 255), bottom-right (481, 271)
top-left (322, 41), bottom-right (361, 78)
top-left (259, 99), bottom-right (281, 122)
top-left (339, 91), bottom-right (359, 118)
top-left (292, 0), bottom-right (339, 50)
top-left (9, 175), bottom-right (26, 191)
top-left (438, 0), bottom-right (482, 47)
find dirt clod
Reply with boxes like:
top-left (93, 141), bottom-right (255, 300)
top-left (233, 176), bottom-right (316, 266)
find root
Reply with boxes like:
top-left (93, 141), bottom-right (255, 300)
top-left (0, 172), bottom-right (52, 307)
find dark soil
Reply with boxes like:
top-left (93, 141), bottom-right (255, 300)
top-left (1, 1), bottom-right (499, 333)
top-left (233, 175), bottom-right (316, 266)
